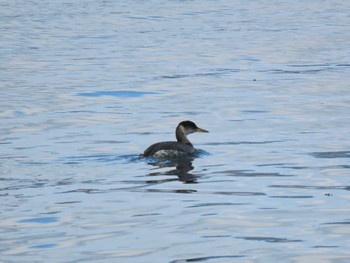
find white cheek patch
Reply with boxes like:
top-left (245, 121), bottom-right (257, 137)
top-left (179, 125), bottom-right (187, 135)
top-left (181, 125), bottom-right (195, 135)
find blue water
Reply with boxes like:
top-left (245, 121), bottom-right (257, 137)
top-left (1, 0), bottom-right (350, 262)
top-left (77, 90), bottom-right (160, 98)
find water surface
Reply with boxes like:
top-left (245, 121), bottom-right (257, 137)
top-left (1, 0), bottom-right (350, 262)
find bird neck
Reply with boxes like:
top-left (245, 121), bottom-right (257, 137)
top-left (176, 126), bottom-right (192, 146)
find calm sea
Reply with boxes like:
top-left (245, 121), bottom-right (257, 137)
top-left (1, 0), bottom-right (349, 262)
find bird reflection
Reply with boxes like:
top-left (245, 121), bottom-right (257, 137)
top-left (147, 157), bottom-right (197, 183)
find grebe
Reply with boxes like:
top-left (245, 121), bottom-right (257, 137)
top-left (143, 120), bottom-right (208, 158)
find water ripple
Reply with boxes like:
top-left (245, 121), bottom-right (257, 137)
top-left (169, 255), bottom-right (245, 263)
top-left (216, 169), bottom-right (293, 177)
top-left (310, 151), bottom-right (350, 159)
top-left (160, 68), bottom-right (239, 79)
top-left (76, 90), bottom-right (160, 98)
top-left (236, 236), bottom-right (303, 243)
top-left (29, 243), bottom-right (58, 249)
top-left (187, 202), bottom-right (250, 208)
top-left (269, 195), bottom-right (314, 199)
top-left (269, 185), bottom-right (350, 191)
top-left (261, 63), bottom-right (346, 75)
top-left (322, 221), bottom-right (350, 225)
top-left (17, 217), bottom-right (59, 224)
top-left (204, 140), bottom-right (284, 145)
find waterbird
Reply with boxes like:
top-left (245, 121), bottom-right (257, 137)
top-left (143, 120), bottom-right (209, 158)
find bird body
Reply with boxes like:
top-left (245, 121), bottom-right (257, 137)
top-left (143, 121), bottom-right (208, 158)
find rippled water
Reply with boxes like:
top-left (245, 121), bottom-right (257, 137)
top-left (1, 0), bottom-right (350, 262)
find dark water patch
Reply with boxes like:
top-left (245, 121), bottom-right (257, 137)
top-left (288, 62), bottom-right (350, 72)
top-left (132, 213), bottom-right (161, 217)
top-left (240, 110), bottom-right (269, 114)
top-left (40, 211), bottom-right (61, 215)
top-left (263, 67), bottom-right (334, 74)
top-left (118, 179), bottom-right (188, 192)
top-left (201, 213), bottom-right (219, 216)
top-left (159, 111), bottom-right (202, 116)
top-left (284, 164), bottom-right (350, 170)
top-left (14, 144), bottom-right (49, 150)
top-left (322, 221), bottom-right (350, 225)
top-left (144, 178), bottom-right (180, 185)
top-left (126, 131), bottom-right (155, 135)
top-left (58, 188), bottom-right (106, 194)
top-left (170, 255), bottom-right (244, 263)
top-left (161, 74), bottom-right (192, 79)
top-left (299, 131), bottom-right (320, 134)
top-left (269, 185), bottom-right (350, 191)
top-left (109, 185), bottom-right (160, 192)
top-left (133, 186), bottom-right (265, 196)
top-left (71, 35), bottom-right (116, 40)
top-left (18, 217), bottom-right (59, 224)
top-left (64, 181), bottom-right (86, 191)
top-left (269, 195), bottom-right (313, 199)
top-left (236, 236), bottom-right (302, 243)
top-left (281, 165), bottom-right (308, 170)
top-left (324, 165), bottom-right (350, 169)
top-left (63, 161), bottom-right (81, 165)
top-left (119, 179), bottom-right (155, 185)
top-left (256, 163), bottom-right (293, 167)
top-left (188, 202), bottom-right (249, 208)
top-left (208, 191), bottom-right (266, 196)
top-left (217, 169), bottom-right (293, 177)
top-left (127, 15), bottom-right (170, 21)
top-left (121, 177), bottom-right (194, 189)
top-left (29, 243), bottom-right (58, 249)
top-left (55, 201), bottom-right (82, 204)
top-left (76, 90), bottom-right (160, 98)
top-left (160, 68), bottom-right (239, 80)
top-left (313, 245), bottom-right (340, 248)
top-left (142, 189), bottom-right (197, 194)
top-left (289, 63), bottom-right (332, 68)
top-left (64, 110), bottom-right (99, 114)
top-left (19, 161), bottom-right (50, 165)
top-left (0, 155), bottom-right (26, 160)
top-left (336, 63), bottom-right (350, 67)
top-left (204, 140), bottom-right (284, 146)
top-left (0, 178), bottom-right (50, 191)
top-left (310, 151), bottom-right (350, 159)
top-left (229, 119), bottom-right (246, 122)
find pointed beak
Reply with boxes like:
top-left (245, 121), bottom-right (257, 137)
top-left (196, 127), bottom-right (209, 133)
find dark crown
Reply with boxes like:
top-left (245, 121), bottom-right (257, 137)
top-left (178, 120), bottom-right (198, 129)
